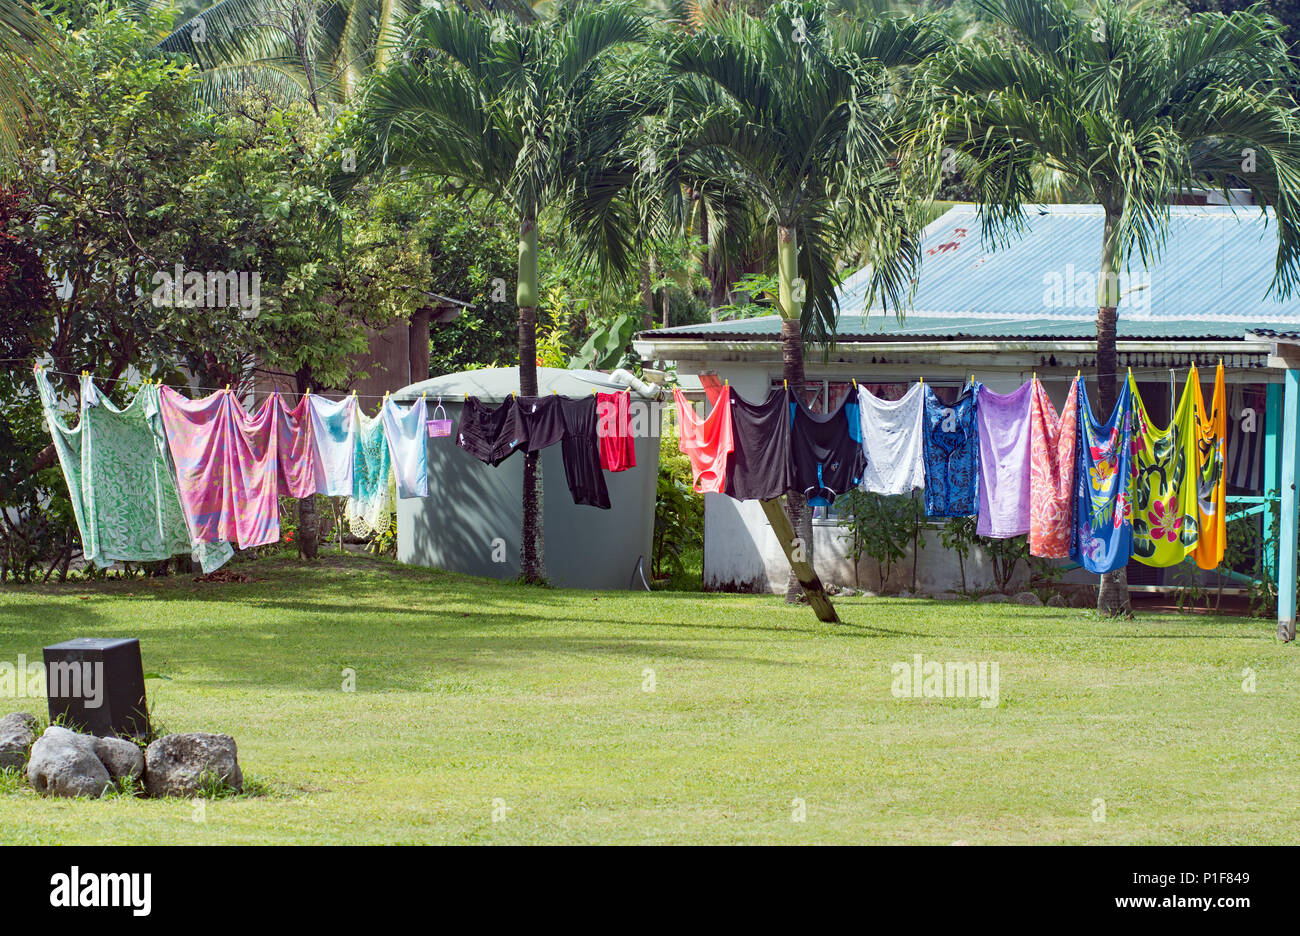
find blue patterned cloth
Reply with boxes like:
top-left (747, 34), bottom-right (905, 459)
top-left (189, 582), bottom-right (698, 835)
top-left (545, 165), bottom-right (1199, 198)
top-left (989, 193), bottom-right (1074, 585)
top-left (1070, 379), bottom-right (1136, 574)
top-left (922, 383), bottom-right (979, 517)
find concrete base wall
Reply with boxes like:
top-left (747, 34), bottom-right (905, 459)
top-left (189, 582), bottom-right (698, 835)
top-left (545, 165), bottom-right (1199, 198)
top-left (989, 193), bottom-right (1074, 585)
top-left (701, 494), bottom-right (1087, 594)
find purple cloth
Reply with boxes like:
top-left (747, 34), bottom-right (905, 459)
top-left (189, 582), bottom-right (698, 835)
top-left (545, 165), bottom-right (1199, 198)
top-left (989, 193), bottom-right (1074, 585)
top-left (976, 381), bottom-right (1033, 538)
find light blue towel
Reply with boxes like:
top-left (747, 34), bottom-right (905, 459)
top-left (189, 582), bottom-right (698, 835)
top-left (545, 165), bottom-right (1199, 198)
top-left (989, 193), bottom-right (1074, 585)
top-left (381, 397), bottom-right (429, 499)
top-left (308, 395), bottom-right (357, 497)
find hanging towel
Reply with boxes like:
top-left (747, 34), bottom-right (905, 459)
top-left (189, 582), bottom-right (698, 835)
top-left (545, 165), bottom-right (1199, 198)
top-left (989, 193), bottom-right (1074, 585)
top-left (1028, 377), bottom-right (1079, 558)
top-left (976, 381), bottom-right (1033, 538)
top-left (790, 393), bottom-right (865, 507)
top-left (858, 383), bottom-right (925, 495)
top-left (35, 370), bottom-right (231, 572)
top-left (158, 387), bottom-right (305, 550)
top-left (559, 396), bottom-right (611, 508)
top-left (347, 407), bottom-right (393, 536)
top-left (1190, 362), bottom-right (1228, 570)
top-left (308, 394), bottom-right (357, 496)
top-left (158, 387), bottom-right (316, 550)
top-left (675, 386), bottom-right (733, 495)
top-left (596, 391), bottom-right (637, 472)
top-left (381, 396), bottom-right (428, 499)
top-left (723, 387), bottom-right (793, 501)
top-left (922, 383), bottom-right (979, 518)
top-left (457, 396), bottom-right (527, 465)
top-left (276, 393), bottom-right (317, 501)
top-left (1226, 385), bottom-right (1264, 491)
top-left (1070, 378), bottom-right (1137, 574)
top-left (1129, 374), bottom-right (1199, 567)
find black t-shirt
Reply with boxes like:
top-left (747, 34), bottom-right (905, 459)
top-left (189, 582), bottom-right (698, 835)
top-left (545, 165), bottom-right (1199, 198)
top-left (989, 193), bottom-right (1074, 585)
top-left (724, 387), bottom-right (794, 501)
top-left (790, 395), bottom-right (865, 506)
top-left (518, 395), bottom-right (567, 453)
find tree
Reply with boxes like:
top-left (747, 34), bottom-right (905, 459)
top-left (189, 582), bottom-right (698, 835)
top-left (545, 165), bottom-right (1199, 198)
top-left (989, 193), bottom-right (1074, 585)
top-left (357, 1), bottom-right (651, 583)
top-left (925, 0), bottom-right (1300, 615)
top-left (4, 7), bottom-right (422, 563)
top-left (171, 92), bottom-right (429, 556)
top-left (0, 0), bottom-right (52, 160)
top-left (663, 0), bottom-right (942, 621)
top-left (154, 0), bottom-right (540, 110)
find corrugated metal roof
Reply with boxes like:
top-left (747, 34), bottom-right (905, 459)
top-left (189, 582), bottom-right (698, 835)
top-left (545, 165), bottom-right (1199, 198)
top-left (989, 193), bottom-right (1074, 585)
top-left (643, 203), bottom-right (1300, 343)
top-left (641, 313), bottom-right (1255, 341)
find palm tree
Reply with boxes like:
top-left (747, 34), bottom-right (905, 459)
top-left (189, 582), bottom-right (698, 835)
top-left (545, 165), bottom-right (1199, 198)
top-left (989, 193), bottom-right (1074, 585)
top-left (0, 0), bottom-right (52, 161)
top-left (924, 0), bottom-right (1300, 615)
top-left (154, 0), bottom-right (539, 111)
top-left (663, 0), bottom-right (942, 622)
top-left (358, 1), bottom-right (651, 583)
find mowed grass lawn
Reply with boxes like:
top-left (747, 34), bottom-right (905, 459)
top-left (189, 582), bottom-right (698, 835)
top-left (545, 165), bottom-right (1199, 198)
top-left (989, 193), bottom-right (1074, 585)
top-left (0, 552), bottom-right (1296, 845)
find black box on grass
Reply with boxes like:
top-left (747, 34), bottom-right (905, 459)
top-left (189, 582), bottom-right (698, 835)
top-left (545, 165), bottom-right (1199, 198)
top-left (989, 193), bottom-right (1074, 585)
top-left (43, 637), bottom-right (149, 738)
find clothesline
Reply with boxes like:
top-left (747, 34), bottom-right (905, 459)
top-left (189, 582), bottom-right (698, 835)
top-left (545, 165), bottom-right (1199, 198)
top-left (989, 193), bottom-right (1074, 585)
top-left (676, 366), bottom-right (1231, 575)
top-left (30, 362), bottom-right (1230, 403)
top-left (30, 365), bottom-right (642, 407)
top-left (32, 366), bottom-right (409, 403)
top-left (34, 367), bottom-right (640, 579)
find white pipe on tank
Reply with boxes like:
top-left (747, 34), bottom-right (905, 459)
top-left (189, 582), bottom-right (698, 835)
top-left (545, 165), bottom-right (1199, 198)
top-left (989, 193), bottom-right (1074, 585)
top-left (608, 368), bottom-right (662, 399)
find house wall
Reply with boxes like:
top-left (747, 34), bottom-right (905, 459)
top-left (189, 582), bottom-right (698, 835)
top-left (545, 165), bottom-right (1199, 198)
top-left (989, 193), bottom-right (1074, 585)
top-left (690, 357), bottom-right (1269, 595)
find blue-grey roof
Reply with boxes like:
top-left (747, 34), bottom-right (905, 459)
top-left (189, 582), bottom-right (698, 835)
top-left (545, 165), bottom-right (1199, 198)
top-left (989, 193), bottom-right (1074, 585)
top-left (644, 203), bottom-right (1300, 342)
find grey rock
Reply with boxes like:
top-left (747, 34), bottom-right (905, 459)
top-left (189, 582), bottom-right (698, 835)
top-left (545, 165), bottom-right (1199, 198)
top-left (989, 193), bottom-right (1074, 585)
top-left (1046, 594), bottom-right (1069, 608)
top-left (928, 591), bottom-right (963, 601)
top-left (1012, 591), bottom-right (1043, 606)
top-left (26, 726), bottom-right (111, 797)
top-left (896, 589), bottom-right (914, 599)
top-left (94, 736), bottom-right (144, 782)
top-left (977, 593), bottom-right (1012, 604)
top-left (0, 712), bottom-right (38, 769)
top-left (145, 732), bottom-right (243, 798)
top-left (1069, 589), bottom-right (1098, 609)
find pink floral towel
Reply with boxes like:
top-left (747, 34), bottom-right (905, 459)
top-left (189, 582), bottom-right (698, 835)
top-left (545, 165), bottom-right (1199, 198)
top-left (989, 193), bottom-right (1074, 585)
top-left (159, 387), bottom-right (316, 549)
top-left (1028, 376), bottom-right (1079, 558)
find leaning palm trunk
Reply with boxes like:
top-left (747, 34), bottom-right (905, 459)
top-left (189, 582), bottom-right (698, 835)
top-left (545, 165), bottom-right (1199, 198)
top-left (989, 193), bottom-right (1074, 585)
top-left (759, 225), bottom-right (839, 623)
top-left (778, 322), bottom-right (818, 607)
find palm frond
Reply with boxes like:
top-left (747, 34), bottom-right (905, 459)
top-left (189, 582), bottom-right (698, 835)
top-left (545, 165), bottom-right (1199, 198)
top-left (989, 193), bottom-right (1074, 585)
top-left (0, 0), bottom-right (54, 163)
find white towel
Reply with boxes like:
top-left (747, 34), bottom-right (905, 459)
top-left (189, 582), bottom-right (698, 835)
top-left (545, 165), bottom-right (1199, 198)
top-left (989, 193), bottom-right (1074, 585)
top-left (381, 396), bottom-right (429, 499)
top-left (858, 383), bottom-right (926, 495)
top-left (308, 395), bottom-right (357, 497)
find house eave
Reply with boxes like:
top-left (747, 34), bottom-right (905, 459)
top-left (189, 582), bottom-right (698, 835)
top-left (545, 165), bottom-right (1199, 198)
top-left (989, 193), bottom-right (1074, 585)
top-left (633, 337), bottom-right (1271, 360)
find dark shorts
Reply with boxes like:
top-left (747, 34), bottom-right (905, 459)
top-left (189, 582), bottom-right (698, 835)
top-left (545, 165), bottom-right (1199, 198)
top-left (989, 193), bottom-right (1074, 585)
top-left (457, 397), bottom-right (527, 466)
